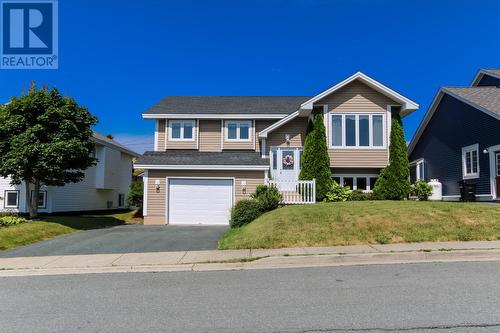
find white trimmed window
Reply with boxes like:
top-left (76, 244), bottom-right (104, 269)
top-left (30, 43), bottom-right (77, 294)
top-left (331, 175), bottom-right (378, 192)
top-left (462, 144), bottom-right (479, 179)
top-left (30, 191), bottom-right (47, 209)
top-left (410, 159), bottom-right (425, 182)
top-left (169, 120), bottom-right (195, 141)
top-left (330, 114), bottom-right (385, 148)
top-left (4, 190), bottom-right (19, 208)
top-left (225, 120), bottom-right (251, 141)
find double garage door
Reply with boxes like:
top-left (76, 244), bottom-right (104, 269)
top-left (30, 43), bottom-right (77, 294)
top-left (168, 178), bottom-right (233, 225)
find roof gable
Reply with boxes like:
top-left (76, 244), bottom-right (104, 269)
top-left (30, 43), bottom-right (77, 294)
top-left (408, 87), bottom-right (500, 155)
top-left (298, 72), bottom-right (419, 116)
top-left (471, 69), bottom-right (500, 87)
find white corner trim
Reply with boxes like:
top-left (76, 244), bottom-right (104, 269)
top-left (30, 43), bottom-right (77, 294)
top-left (143, 170), bottom-right (149, 216)
top-left (299, 72), bottom-right (419, 113)
top-left (154, 120), bottom-right (159, 151)
top-left (134, 164), bottom-right (270, 171)
top-left (143, 114), bottom-right (287, 120)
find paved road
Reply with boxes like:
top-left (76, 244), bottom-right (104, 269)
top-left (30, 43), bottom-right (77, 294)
top-left (1, 262), bottom-right (500, 332)
top-left (0, 224), bottom-right (227, 257)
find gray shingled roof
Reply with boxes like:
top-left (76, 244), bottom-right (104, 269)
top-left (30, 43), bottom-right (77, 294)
top-left (443, 87), bottom-right (500, 117)
top-left (143, 96), bottom-right (311, 115)
top-left (92, 132), bottom-right (140, 157)
top-left (482, 69), bottom-right (500, 77)
top-left (136, 151), bottom-right (269, 166)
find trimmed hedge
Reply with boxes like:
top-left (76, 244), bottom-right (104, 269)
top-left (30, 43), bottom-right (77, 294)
top-left (230, 199), bottom-right (263, 228)
top-left (251, 185), bottom-right (283, 212)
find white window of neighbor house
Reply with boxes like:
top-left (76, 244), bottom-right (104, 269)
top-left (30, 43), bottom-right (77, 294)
top-left (169, 120), bottom-right (195, 140)
top-left (462, 144), bottom-right (479, 179)
top-left (410, 159), bottom-right (425, 182)
top-left (225, 121), bottom-right (252, 141)
top-left (331, 114), bottom-right (385, 148)
top-left (30, 191), bottom-right (47, 209)
top-left (4, 190), bottom-right (19, 208)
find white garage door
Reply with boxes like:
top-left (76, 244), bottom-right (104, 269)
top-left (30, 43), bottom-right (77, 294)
top-left (168, 178), bottom-right (233, 225)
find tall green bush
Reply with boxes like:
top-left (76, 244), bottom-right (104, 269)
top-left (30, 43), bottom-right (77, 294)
top-left (300, 113), bottom-right (332, 201)
top-left (373, 112), bottom-right (411, 200)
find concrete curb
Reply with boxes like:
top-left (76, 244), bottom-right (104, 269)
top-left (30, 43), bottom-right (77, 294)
top-left (1, 241), bottom-right (500, 277)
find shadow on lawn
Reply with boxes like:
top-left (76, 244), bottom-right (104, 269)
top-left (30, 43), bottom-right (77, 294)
top-left (39, 210), bottom-right (135, 231)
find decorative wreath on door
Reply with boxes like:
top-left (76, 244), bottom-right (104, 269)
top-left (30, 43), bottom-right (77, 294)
top-left (282, 154), bottom-right (294, 166)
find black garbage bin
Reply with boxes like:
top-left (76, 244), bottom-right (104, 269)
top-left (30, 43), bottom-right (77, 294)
top-left (458, 180), bottom-right (477, 201)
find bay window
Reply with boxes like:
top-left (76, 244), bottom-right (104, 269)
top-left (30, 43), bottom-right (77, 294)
top-left (330, 114), bottom-right (385, 148)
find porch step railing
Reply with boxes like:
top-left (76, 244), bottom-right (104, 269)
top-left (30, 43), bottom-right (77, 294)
top-left (267, 179), bottom-right (316, 204)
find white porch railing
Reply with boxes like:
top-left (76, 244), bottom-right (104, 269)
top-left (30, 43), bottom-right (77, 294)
top-left (267, 179), bottom-right (316, 204)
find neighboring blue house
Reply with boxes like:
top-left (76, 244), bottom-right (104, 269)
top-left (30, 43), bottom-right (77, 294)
top-left (408, 69), bottom-right (500, 201)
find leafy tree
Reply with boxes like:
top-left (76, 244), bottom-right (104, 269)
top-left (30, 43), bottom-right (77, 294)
top-left (0, 83), bottom-right (97, 218)
top-left (299, 113), bottom-right (332, 201)
top-left (373, 112), bottom-right (411, 200)
top-left (127, 180), bottom-right (144, 207)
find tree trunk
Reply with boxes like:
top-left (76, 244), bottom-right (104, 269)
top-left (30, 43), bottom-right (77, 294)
top-left (24, 182), bottom-right (31, 218)
top-left (29, 181), bottom-right (40, 219)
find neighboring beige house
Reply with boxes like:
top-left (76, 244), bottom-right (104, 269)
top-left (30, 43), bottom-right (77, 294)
top-left (135, 72), bottom-right (419, 225)
top-left (0, 132), bottom-right (139, 213)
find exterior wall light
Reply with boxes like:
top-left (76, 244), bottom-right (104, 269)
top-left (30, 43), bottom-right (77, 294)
top-left (285, 134), bottom-right (291, 145)
top-left (483, 148), bottom-right (489, 154)
top-left (155, 180), bottom-right (161, 192)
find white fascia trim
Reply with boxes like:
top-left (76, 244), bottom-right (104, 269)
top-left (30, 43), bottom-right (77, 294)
top-left (258, 110), bottom-right (300, 138)
top-left (408, 88), bottom-right (500, 155)
top-left (299, 72), bottom-right (419, 114)
top-left (143, 114), bottom-right (287, 120)
top-left (154, 121), bottom-right (159, 151)
top-left (471, 69), bottom-right (500, 86)
top-left (134, 164), bottom-right (270, 171)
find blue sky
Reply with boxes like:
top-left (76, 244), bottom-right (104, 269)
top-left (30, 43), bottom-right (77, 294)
top-left (1, 0), bottom-right (499, 153)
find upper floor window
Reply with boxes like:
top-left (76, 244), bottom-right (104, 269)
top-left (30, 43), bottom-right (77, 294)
top-left (462, 144), bottom-right (479, 179)
top-left (331, 114), bottom-right (385, 148)
top-left (169, 120), bottom-right (195, 141)
top-left (225, 120), bottom-right (251, 141)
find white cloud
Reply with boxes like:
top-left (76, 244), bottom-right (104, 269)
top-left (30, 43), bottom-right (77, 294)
top-left (112, 133), bottom-right (153, 155)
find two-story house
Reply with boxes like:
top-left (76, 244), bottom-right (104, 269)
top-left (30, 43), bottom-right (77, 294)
top-left (0, 132), bottom-right (139, 213)
top-left (135, 72), bottom-right (419, 225)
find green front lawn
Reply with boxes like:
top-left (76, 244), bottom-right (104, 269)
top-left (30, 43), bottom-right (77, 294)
top-left (0, 210), bottom-right (138, 251)
top-left (219, 201), bottom-right (500, 249)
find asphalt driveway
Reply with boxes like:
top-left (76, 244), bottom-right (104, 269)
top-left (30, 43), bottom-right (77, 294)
top-left (0, 224), bottom-right (228, 258)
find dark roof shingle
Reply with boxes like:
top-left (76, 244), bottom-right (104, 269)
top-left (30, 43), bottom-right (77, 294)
top-left (443, 87), bottom-right (500, 117)
top-left (136, 151), bottom-right (269, 166)
top-left (143, 96), bottom-right (311, 115)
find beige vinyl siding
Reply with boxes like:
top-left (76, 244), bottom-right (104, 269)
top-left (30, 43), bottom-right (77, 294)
top-left (267, 117), bottom-right (308, 151)
top-left (199, 120), bottom-right (222, 152)
top-left (329, 150), bottom-right (389, 168)
top-left (255, 120), bottom-right (277, 153)
top-left (166, 120), bottom-right (198, 150)
top-left (144, 170), bottom-right (266, 224)
top-left (156, 120), bottom-right (166, 151)
top-left (317, 80), bottom-right (399, 168)
top-left (222, 120), bottom-right (255, 150)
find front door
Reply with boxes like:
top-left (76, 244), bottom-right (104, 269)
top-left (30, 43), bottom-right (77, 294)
top-left (496, 152), bottom-right (500, 199)
top-left (270, 148), bottom-right (302, 189)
